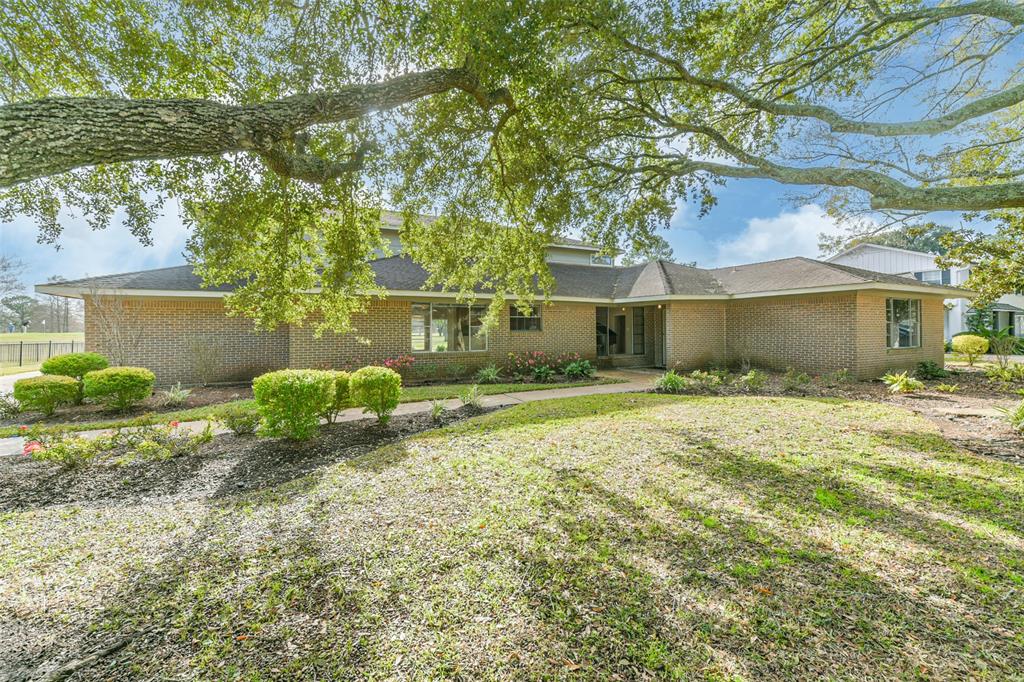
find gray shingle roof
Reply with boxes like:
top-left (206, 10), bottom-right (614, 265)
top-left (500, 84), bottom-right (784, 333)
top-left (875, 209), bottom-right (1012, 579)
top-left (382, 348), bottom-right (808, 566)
top-left (40, 256), bottom-right (967, 300)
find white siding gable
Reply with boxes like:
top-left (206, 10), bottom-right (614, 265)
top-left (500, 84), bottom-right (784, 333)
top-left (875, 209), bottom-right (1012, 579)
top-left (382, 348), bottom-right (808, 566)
top-left (828, 244), bottom-right (938, 274)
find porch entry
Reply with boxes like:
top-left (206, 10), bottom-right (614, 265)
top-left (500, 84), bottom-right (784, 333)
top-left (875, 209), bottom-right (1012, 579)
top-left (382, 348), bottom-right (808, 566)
top-left (596, 305), bottom-right (666, 366)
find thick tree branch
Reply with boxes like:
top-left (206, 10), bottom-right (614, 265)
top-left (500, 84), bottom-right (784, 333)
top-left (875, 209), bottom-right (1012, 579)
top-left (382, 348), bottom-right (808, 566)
top-left (0, 66), bottom-right (513, 187)
top-left (604, 0), bottom-right (1024, 139)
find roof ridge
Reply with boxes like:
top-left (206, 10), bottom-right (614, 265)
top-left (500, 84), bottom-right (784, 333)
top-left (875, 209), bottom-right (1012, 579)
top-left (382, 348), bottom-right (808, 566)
top-left (653, 260), bottom-right (671, 295)
top-left (708, 255), bottom-right (809, 271)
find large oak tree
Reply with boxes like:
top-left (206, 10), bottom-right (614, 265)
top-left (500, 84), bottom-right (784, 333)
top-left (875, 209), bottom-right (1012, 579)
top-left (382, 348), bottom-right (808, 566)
top-left (2, 0), bottom-right (1022, 328)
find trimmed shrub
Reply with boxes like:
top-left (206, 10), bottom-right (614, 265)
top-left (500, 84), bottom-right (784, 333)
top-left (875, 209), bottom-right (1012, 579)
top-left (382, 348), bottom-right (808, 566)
top-left (252, 369), bottom-right (334, 440)
top-left (218, 406), bottom-right (261, 436)
top-left (13, 375), bottom-right (79, 416)
top-left (322, 370), bottom-right (352, 423)
top-left (83, 367), bottom-right (156, 412)
top-left (350, 366), bottom-right (402, 425)
top-left (41, 352), bottom-right (109, 403)
top-left (951, 334), bottom-right (988, 366)
top-left (0, 391), bottom-right (20, 419)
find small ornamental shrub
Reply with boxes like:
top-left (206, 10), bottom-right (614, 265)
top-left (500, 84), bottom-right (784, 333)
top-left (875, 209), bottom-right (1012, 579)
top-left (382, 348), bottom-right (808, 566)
top-left (737, 369), bottom-right (768, 392)
top-left (935, 383), bottom-right (960, 393)
top-left (916, 361), bottom-right (950, 380)
top-left (553, 352), bottom-right (583, 372)
top-left (83, 367), bottom-right (156, 412)
top-left (460, 384), bottom-right (484, 410)
top-left (445, 363), bottom-right (468, 380)
top-left (821, 368), bottom-right (855, 387)
top-left (13, 375), bottom-right (79, 416)
top-left (475, 364), bottom-right (502, 384)
top-left (688, 370), bottom-right (724, 393)
top-left (23, 421), bottom-right (213, 467)
top-left (156, 382), bottom-right (192, 407)
top-left (532, 364), bottom-right (556, 383)
top-left (383, 355), bottom-right (415, 373)
top-left (0, 392), bottom-right (20, 419)
top-left (563, 359), bottom-right (596, 380)
top-left (654, 370), bottom-right (686, 393)
top-left (252, 369), bottom-right (334, 440)
top-left (781, 368), bottom-right (812, 393)
top-left (218, 407), bottom-right (261, 436)
top-left (322, 370), bottom-right (352, 423)
top-left (507, 351), bottom-right (553, 379)
top-left (40, 352), bottom-right (109, 403)
top-left (882, 371), bottom-right (925, 394)
top-left (1000, 399), bottom-right (1024, 433)
top-left (429, 399), bottom-right (446, 421)
top-left (989, 333), bottom-right (1018, 368)
top-left (985, 365), bottom-right (1014, 384)
top-left (951, 334), bottom-right (989, 366)
top-left (350, 366), bottom-right (402, 425)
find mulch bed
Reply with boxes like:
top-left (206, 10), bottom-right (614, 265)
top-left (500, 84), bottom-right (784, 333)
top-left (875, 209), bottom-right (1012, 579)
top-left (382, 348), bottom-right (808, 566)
top-left (0, 405), bottom-right (494, 513)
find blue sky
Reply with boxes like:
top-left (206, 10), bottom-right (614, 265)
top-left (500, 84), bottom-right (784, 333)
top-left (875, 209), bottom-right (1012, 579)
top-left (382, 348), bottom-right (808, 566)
top-left (0, 178), bottom-right (864, 289)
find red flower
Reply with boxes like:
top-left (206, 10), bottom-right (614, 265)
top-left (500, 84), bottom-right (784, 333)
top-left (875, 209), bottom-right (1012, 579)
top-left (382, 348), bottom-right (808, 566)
top-left (22, 440), bottom-right (43, 455)
top-left (169, 420), bottom-right (180, 427)
top-left (18, 425), bottom-right (28, 432)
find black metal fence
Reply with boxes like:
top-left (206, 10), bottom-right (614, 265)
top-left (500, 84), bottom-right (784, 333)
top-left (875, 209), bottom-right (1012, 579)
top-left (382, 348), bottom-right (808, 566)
top-left (0, 340), bottom-right (86, 367)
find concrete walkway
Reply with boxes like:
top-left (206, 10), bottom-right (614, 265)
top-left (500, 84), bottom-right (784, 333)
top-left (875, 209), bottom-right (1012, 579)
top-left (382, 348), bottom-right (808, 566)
top-left (1, 371), bottom-right (657, 456)
top-left (0, 370), bottom-right (40, 394)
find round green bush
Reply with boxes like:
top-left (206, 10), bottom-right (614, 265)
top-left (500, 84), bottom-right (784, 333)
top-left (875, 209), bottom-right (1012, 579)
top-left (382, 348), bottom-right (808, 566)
top-left (322, 370), bottom-right (352, 423)
top-left (350, 366), bottom-right (402, 425)
top-left (13, 375), bottom-right (79, 416)
top-left (252, 369), bottom-right (335, 440)
top-left (40, 352), bottom-right (109, 403)
top-left (83, 366), bottom-right (156, 412)
top-left (951, 334), bottom-right (989, 366)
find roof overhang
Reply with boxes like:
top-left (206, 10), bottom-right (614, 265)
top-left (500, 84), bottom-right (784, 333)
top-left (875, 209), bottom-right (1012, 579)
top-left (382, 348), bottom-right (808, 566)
top-left (37, 281), bottom-right (974, 303)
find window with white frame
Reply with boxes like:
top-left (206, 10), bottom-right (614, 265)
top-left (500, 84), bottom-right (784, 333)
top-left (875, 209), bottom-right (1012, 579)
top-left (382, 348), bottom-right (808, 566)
top-left (411, 303), bottom-right (487, 352)
top-left (590, 254), bottom-right (613, 266)
top-left (913, 269), bottom-right (950, 285)
top-left (509, 305), bottom-right (542, 332)
top-left (886, 298), bottom-right (921, 349)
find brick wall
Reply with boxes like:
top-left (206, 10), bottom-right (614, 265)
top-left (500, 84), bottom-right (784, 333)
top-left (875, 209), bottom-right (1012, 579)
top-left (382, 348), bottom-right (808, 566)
top-left (82, 290), bottom-right (949, 385)
top-left (853, 291), bottom-right (945, 378)
top-left (84, 296), bottom-right (289, 386)
top-left (726, 292), bottom-right (858, 375)
top-left (663, 301), bottom-right (727, 369)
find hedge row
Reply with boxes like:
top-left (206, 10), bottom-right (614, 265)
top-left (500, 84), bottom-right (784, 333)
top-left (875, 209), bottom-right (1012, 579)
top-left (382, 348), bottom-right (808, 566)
top-left (15, 353), bottom-right (155, 415)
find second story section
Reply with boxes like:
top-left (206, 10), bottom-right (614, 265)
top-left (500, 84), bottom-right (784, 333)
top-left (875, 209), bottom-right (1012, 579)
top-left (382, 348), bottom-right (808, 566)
top-left (826, 243), bottom-right (967, 287)
top-left (377, 211), bottom-right (615, 266)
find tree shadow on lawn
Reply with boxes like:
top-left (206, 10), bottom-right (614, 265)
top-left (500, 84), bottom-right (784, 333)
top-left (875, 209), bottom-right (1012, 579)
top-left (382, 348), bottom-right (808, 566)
top-left (7, 395), bottom-right (1023, 679)
top-left (513, 466), bottom-right (1022, 680)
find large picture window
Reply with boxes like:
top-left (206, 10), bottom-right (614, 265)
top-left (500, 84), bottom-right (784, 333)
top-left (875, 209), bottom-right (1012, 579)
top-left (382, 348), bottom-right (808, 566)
top-left (886, 298), bottom-right (921, 349)
top-left (510, 305), bottom-right (542, 332)
top-left (411, 303), bottom-right (487, 352)
top-left (632, 307), bottom-right (645, 355)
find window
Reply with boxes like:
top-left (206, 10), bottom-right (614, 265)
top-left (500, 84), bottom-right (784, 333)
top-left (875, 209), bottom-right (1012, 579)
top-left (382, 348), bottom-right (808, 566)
top-left (913, 269), bottom-right (951, 285)
top-left (590, 254), bottom-right (613, 266)
top-left (632, 307), bottom-right (645, 355)
top-left (509, 305), bottom-right (542, 332)
top-left (886, 298), bottom-right (921, 349)
top-left (411, 303), bottom-right (487, 352)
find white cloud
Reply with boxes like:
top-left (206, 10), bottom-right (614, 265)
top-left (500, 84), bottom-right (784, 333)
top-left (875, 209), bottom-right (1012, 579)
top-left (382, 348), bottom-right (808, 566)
top-left (707, 204), bottom-right (848, 267)
top-left (1, 203), bottom-right (190, 288)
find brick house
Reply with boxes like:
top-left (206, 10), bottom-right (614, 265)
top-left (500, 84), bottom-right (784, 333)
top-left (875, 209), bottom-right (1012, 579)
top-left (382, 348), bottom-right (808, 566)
top-left (37, 229), bottom-right (969, 386)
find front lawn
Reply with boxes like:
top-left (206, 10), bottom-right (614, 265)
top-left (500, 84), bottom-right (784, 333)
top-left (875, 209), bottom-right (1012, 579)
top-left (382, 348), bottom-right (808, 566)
top-left (2, 394), bottom-right (1022, 679)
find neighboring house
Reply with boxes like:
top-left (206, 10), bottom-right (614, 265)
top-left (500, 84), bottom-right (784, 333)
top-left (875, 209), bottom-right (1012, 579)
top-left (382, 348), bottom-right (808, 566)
top-left (37, 231), bottom-right (969, 386)
top-left (827, 243), bottom-right (1024, 340)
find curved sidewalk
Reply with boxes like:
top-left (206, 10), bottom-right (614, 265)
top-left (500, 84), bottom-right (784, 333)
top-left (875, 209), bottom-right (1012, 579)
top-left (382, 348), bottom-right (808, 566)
top-left (0, 370), bottom-right (657, 456)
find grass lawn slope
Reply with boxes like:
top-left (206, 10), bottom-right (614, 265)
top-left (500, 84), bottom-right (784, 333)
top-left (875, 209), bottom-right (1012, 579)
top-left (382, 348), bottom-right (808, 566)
top-left (2, 394), bottom-right (1022, 679)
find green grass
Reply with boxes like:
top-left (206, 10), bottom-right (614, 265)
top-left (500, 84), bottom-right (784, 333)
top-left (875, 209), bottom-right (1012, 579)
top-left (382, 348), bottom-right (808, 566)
top-left (400, 376), bottom-right (621, 403)
top-left (0, 332), bottom-right (84, 344)
top-left (0, 377), bottom-right (624, 437)
top-left (3, 394), bottom-right (1022, 679)
top-left (0, 364), bottom-right (41, 376)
